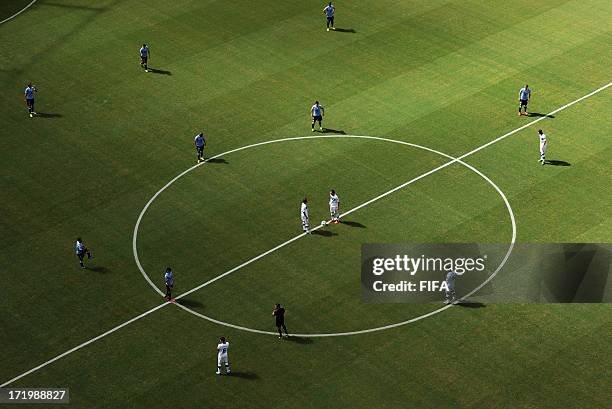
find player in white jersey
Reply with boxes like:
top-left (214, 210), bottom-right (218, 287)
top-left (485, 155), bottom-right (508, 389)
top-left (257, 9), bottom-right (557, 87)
top-left (538, 129), bottom-right (547, 165)
top-left (24, 83), bottom-right (37, 118)
top-left (216, 337), bottom-right (231, 375)
top-left (139, 43), bottom-right (150, 72)
top-left (75, 237), bottom-right (93, 269)
top-left (323, 2), bottom-right (335, 31)
top-left (518, 84), bottom-right (531, 116)
top-left (310, 101), bottom-right (324, 131)
top-left (164, 267), bottom-right (174, 301)
top-left (301, 197), bottom-right (310, 233)
top-left (329, 189), bottom-right (340, 223)
top-left (444, 270), bottom-right (458, 304)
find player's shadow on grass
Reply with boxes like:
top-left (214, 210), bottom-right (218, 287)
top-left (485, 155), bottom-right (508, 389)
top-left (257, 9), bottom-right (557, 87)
top-left (334, 28), bottom-right (356, 33)
top-left (321, 128), bottom-right (346, 134)
top-left (545, 160), bottom-right (570, 166)
top-left (36, 112), bottom-right (62, 118)
top-left (148, 68), bottom-right (172, 75)
top-left (88, 266), bottom-right (109, 273)
top-left (286, 336), bottom-right (313, 344)
top-left (206, 158), bottom-right (229, 164)
top-left (527, 112), bottom-right (555, 118)
top-left (456, 301), bottom-right (486, 308)
top-left (312, 230), bottom-right (337, 237)
top-left (340, 220), bottom-right (366, 228)
top-left (41, 1), bottom-right (109, 11)
top-left (228, 371), bottom-right (259, 380)
top-left (177, 298), bottom-right (204, 309)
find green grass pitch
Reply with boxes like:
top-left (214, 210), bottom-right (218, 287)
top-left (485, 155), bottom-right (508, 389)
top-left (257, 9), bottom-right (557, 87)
top-left (1, 0), bottom-right (611, 408)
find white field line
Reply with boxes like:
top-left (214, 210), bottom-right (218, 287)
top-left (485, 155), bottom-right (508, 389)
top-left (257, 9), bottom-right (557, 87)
top-left (176, 143), bottom-right (455, 300)
top-left (0, 0), bottom-right (37, 25)
top-left (175, 141), bottom-right (517, 337)
top-left (2, 82), bottom-right (609, 387)
top-left (454, 82), bottom-right (612, 162)
top-left (0, 303), bottom-right (170, 388)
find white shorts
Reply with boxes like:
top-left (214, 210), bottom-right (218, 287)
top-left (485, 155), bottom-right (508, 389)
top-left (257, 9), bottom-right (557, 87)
top-left (301, 217), bottom-right (309, 225)
top-left (330, 206), bottom-right (339, 215)
top-left (540, 143), bottom-right (547, 156)
top-left (218, 354), bottom-right (228, 366)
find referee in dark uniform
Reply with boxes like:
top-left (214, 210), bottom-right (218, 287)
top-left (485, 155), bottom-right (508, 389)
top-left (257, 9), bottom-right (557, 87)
top-left (272, 303), bottom-right (289, 339)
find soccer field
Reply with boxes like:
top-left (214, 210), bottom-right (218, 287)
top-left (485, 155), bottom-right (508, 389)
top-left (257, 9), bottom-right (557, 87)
top-left (1, 0), bottom-right (611, 408)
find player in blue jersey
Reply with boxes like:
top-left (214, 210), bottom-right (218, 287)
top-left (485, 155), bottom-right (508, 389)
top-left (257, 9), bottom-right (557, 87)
top-left (24, 83), bottom-right (37, 118)
top-left (140, 44), bottom-right (150, 72)
top-left (75, 237), bottom-right (93, 269)
top-left (194, 132), bottom-right (206, 163)
top-left (323, 2), bottom-right (335, 31)
top-left (164, 267), bottom-right (174, 301)
top-left (518, 84), bottom-right (531, 116)
top-left (310, 101), bottom-right (324, 131)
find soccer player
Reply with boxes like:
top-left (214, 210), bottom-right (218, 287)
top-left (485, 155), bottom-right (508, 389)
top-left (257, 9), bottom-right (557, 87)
top-left (75, 237), bottom-right (93, 269)
top-left (164, 267), bottom-right (174, 301)
top-left (194, 132), bottom-right (206, 163)
top-left (140, 43), bottom-right (150, 72)
top-left (273, 304), bottom-right (289, 339)
top-left (301, 197), bottom-right (310, 233)
top-left (518, 84), bottom-right (531, 116)
top-left (216, 337), bottom-right (231, 375)
top-left (329, 189), bottom-right (340, 223)
top-left (311, 101), bottom-right (324, 132)
top-left (538, 129), bottom-right (547, 165)
top-left (24, 83), bottom-right (37, 118)
top-left (323, 2), bottom-right (335, 31)
top-left (444, 269), bottom-right (458, 304)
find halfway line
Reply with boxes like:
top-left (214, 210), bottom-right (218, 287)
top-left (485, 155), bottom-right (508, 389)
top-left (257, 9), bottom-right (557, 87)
top-left (0, 303), bottom-right (169, 388)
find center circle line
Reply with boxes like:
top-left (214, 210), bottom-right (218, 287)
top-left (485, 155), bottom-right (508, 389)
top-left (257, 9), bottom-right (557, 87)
top-left (132, 135), bottom-right (516, 337)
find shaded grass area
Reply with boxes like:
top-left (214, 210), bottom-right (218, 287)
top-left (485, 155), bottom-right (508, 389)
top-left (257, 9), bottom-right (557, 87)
top-left (0, 0), bottom-right (34, 22)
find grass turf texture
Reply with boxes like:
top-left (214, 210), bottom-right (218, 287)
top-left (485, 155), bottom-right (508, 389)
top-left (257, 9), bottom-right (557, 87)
top-left (0, 0), bottom-right (611, 408)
